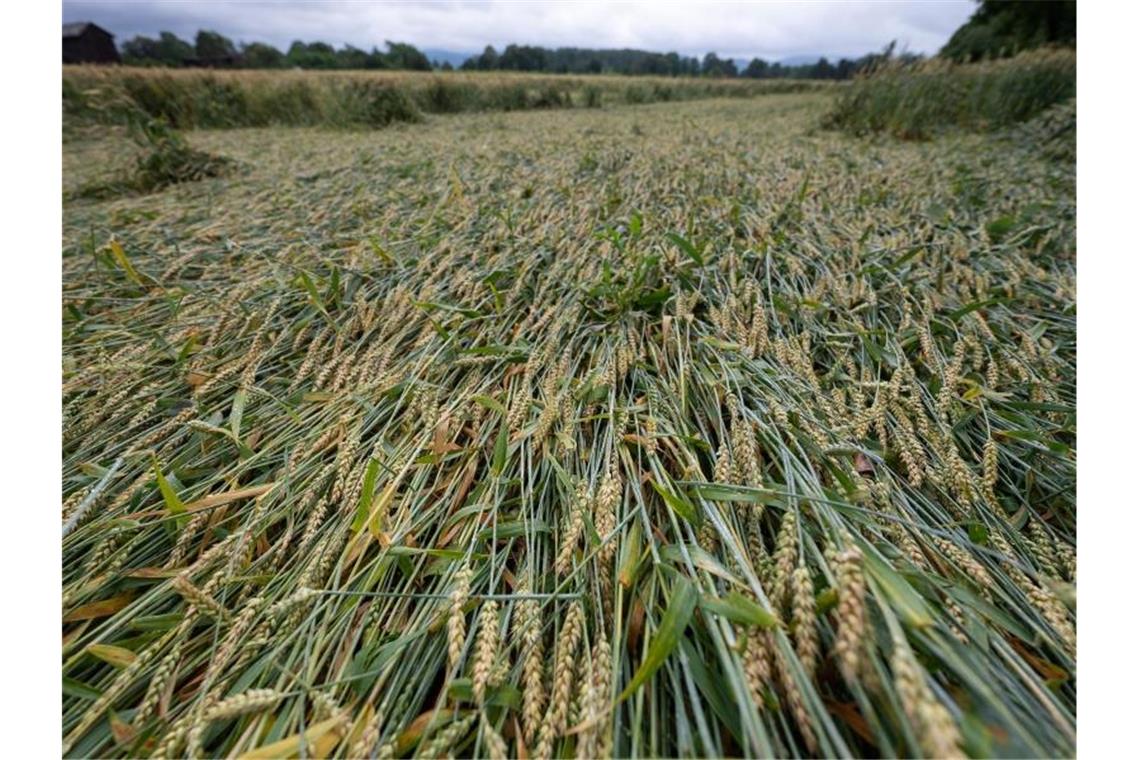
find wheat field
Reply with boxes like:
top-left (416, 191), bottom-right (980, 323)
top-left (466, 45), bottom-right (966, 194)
top-left (64, 65), bottom-right (832, 130)
top-left (62, 91), bottom-right (1075, 758)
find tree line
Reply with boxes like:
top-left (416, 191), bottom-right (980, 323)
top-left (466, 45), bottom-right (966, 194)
top-left (121, 30), bottom-right (431, 70)
top-left (115, 2), bottom-right (1074, 75)
top-left (458, 45), bottom-right (882, 79)
top-left (940, 0), bottom-right (1074, 62)
top-left (118, 30), bottom-right (879, 79)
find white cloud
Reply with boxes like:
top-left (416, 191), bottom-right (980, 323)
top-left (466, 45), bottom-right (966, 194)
top-left (63, 0), bottom-right (976, 59)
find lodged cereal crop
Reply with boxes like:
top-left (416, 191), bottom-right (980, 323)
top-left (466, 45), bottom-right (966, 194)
top-left (63, 91), bottom-right (1074, 758)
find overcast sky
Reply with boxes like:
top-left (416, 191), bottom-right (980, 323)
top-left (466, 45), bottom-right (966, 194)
top-left (62, 1), bottom-right (977, 60)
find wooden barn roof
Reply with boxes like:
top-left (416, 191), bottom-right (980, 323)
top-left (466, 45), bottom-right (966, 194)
top-left (63, 22), bottom-right (113, 39)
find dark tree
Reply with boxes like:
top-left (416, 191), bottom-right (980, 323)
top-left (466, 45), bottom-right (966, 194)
top-left (286, 41), bottom-right (337, 69)
top-left (195, 29), bottom-right (238, 65)
top-left (742, 58), bottom-right (769, 78)
top-left (364, 47), bottom-right (389, 69)
top-left (240, 42), bottom-right (284, 68)
top-left (835, 58), bottom-right (857, 79)
top-left (383, 41), bottom-right (431, 70)
top-left (810, 57), bottom-right (835, 79)
top-left (121, 35), bottom-right (162, 65)
top-left (121, 31), bottom-right (193, 66)
top-left (336, 45), bottom-right (370, 69)
top-left (462, 45), bottom-right (701, 77)
top-left (476, 45), bottom-right (500, 70)
top-left (941, 0), bottom-right (1076, 61)
top-left (499, 44), bottom-right (547, 71)
top-left (701, 52), bottom-right (736, 78)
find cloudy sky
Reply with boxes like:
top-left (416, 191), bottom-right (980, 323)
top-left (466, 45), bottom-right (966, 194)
top-left (63, 1), bottom-right (977, 61)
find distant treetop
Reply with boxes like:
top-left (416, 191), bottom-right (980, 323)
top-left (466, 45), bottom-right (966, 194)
top-left (112, 26), bottom-right (890, 79)
top-left (118, 30), bottom-right (432, 70)
top-left (941, 0), bottom-right (1076, 62)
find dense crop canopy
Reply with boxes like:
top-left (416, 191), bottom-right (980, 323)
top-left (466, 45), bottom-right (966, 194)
top-left (62, 93), bottom-right (1074, 758)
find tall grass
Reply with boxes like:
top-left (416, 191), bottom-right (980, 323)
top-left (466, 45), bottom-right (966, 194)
top-left (823, 48), bottom-right (1075, 139)
top-left (64, 66), bottom-right (833, 130)
top-left (62, 96), bottom-right (1074, 758)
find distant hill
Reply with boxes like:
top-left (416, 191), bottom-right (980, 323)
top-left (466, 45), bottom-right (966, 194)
top-left (778, 54), bottom-right (826, 66)
top-left (423, 49), bottom-right (475, 68)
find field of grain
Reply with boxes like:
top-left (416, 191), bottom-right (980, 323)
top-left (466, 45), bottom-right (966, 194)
top-left (62, 87), bottom-right (1075, 759)
top-left (64, 66), bottom-right (832, 130)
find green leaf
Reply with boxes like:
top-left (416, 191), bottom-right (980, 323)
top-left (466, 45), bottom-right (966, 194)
top-left (297, 270), bottom-right (331, 321)
top-left (63, 676), bottom-right (100, 701)
top-left (491, 422), bottom-right (508, 476)
top-left (862, 546), bottom-right (933, 627)
top-left (680, 638), bottom-right (742, 744)
top-left (948, 298), bottom-right (1005, 321)
top-left (967, 522), bottom-right (989, 544)
top-left (152, 456), bottom-right (186, 516)
top-left (351, 459), bottom-right (381, 533)
top-left (446, 679), bottom-right (521, 709)
top-left (230, 387), bottom-right (248, 441)
top-left (415, 300), bottom-right (482, 319)
top-left (662, 543), bottom-right (737, 583)
top-left (628, 210), bottom-right (643, 239)
top-left (619, 576), bottom-right (699, 701)
top-left (187, 420), bottom-right (253, 458)
top-left (683, 482), bottom-right (782, 506)
top-left (476, 520), bottom-right (549, 542)
top-left (367, 236), bottom-right (395, 265)
top-left (618, 521), bottom-right (644, 588)
top-left (986, 215), bottom-right (1017, 243)
top-left (649, 478), bottom-right (697, 524)
top-left (80, 461), bottom-right (109, 479)
top-left (472, 394), bottom-right (506, 415)
top-left (108, 240), bottom-right (144, 285)
top-left (87, 643), bottom-right (137, 668)
top-left (698, 336), bottom-right (744, 352)
top-left (885, 245), bottom-right (924, 272)
top-left (996, 429), bottom-right (1072, 455)
top-left (815, 587), bottom-right (838, 614)
top-left (459, 344), bottom-right (524, 358)
top-left (665, 232), bottom-right (704, 266)
top-left (130, 613), bottom-right (183, 631)
top-left (699, 591), bottom-right (780, 628)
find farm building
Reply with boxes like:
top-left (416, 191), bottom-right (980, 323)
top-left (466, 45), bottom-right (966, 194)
top-left (63, 22), bottom-right (120, 64)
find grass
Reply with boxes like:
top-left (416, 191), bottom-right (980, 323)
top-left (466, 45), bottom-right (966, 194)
top-left (64, 66), bottom-right (834, 131)
top-left (823, 48), bottom-right (1075, 139)
top-left (62, 93), bottom-right (1075, 758)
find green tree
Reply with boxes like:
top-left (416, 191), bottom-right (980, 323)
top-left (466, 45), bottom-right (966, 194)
top-left (121, 35), bottom-right (163, 65)
top-left (239, 42), bottom-right (284, 68)
top-left (121, 31), bottom-right (193, 66)
top-left (742, 58), bottom-right (769, 78)
top-left (286, 41), bottom-right (337, 69)
top-left (195, 29), bottom-right (238, 65)
top-left (477, 45), bottom-right (499, 70)
top-left (811, 57), bottom-right (835, 79)
top-left (701, 52), bottom-right (736, 78)
top-left (336, 45), bottom-right (369, 69)
top-left (383, 41), bottom-right (431, 70)
top-left (941, 0), bottom-right (1076, 61)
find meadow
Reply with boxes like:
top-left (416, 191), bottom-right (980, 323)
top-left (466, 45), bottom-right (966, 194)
top-left (62, 59), bottom-right (1075, 759)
